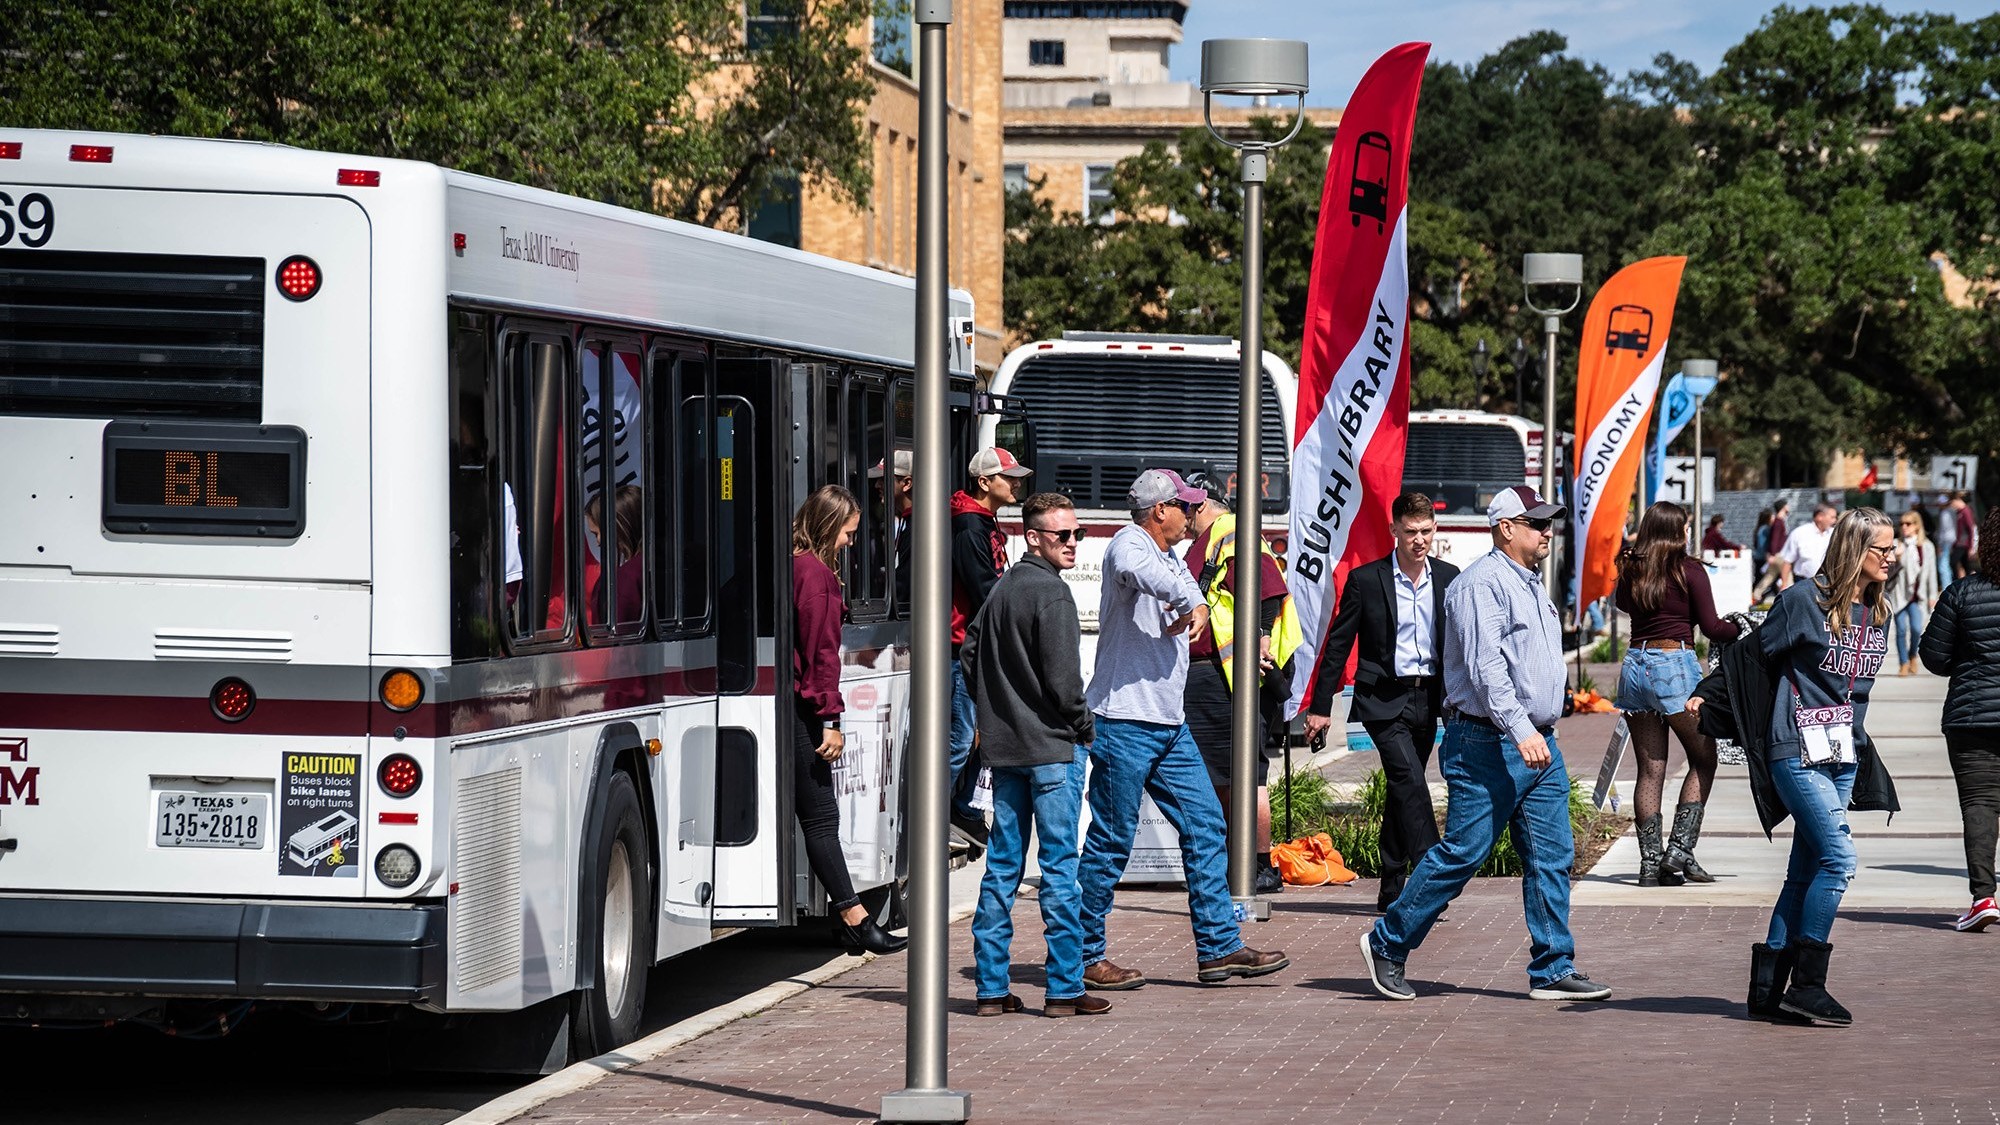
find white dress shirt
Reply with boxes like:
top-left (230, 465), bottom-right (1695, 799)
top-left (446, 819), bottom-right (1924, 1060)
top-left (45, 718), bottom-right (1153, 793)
top-left (1393, 558), bottom-right (1435, 678)
top-left (1780, 521), bottom-right (1833, 579)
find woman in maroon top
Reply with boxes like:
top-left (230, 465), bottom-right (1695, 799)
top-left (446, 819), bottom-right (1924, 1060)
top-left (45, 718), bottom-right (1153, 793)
top-left (793, 485), bottom-right (906, 955)
top-left (1615, 501), bottom-right (1742, 887)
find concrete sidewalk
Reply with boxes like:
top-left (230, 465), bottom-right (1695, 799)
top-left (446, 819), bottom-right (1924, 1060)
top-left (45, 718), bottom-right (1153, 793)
top-left (484, 674), bottom-right (1998, 1124)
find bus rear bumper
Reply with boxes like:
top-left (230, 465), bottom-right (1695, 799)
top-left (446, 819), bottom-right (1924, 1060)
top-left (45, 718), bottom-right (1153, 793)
top-left (0, 896), bottom-right (446, 1007)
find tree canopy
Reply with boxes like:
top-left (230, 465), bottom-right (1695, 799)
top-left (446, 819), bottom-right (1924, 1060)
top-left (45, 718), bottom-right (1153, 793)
top-left (0, 0), bottom-right (879, 224)
top-left (1004, 6), bottom-right (2000, 494)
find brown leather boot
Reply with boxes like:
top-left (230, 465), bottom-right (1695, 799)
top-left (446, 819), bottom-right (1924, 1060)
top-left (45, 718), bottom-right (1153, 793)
top-left (1044, 994), bottom-right (1112, 1017)
top-left (1196, 946), bottom-right (1290, 983)
top-left (1082, 959), bottom-right (1146, 990)
top-left (974, 993), bottom-right (1023, 1017)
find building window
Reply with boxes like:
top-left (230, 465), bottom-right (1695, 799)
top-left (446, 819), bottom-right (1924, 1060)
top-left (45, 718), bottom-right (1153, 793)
top-left (1028, 39), bottom-right (1066, 66)
top-left (1004, 163), bottom-right (1029, 196)
top-left (1085, 164), bottom-right (1114, 223)
top-left (747, 173), bottom-right (802, 249)
top-left (746, 0), bottom-right (796, 52)
top-left (873, 0), bottom-right (912, 76)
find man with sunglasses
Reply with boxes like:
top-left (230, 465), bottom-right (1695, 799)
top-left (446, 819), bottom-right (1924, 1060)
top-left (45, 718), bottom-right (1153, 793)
top-left (1360, 484), bottom-right (1612, 1003)
top-left (960, 492), bottom-right (1105, 1016)
top-left (1077, 469), bottom-right (1289, 992)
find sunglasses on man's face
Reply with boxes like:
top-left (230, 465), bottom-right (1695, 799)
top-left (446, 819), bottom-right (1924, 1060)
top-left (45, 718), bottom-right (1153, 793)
top-left (1032, 527), bottom-right (1088, 544)
top-left (1511, 516), bottom-right (1555, 534)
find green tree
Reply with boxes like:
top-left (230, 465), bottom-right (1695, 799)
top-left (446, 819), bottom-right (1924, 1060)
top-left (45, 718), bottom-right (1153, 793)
top-left (0, 0), bottom-right (878, 223)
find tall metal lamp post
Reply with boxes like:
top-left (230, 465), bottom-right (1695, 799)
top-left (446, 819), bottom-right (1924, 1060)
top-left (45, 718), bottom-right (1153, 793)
top-left (1522, 252), bottom-right (1584, 592)
top-left (1199, 37), bottom-right (1307, 922)
top-left (1680, 359), bottom-right (1720, 548)
top-left (882, 1), bottom-right (969, 1121)
top-left (1471, 338), bottom-right (1489, 411)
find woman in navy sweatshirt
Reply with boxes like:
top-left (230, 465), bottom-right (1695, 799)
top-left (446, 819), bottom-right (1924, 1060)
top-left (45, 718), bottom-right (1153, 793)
top-left (1751, 507), bottom-right (1895, 1026)
top-left (793, 485), bottom-right (905, 955)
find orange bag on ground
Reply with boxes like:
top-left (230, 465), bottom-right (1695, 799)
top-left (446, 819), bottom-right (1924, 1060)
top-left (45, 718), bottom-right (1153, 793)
top-left (1271, 833), bottom-right (1359, 886)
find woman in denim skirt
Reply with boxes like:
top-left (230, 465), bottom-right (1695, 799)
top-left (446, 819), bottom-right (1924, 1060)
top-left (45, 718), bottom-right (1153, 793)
top-left (1615, 502), bottom-right (1741, 886)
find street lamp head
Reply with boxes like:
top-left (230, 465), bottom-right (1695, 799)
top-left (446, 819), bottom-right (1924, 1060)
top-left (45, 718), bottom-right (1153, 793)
top-left (1200, 39), bottom-right (1310, 158)
top-left (1680, 358), bottom-right (1720, 398)
top-left (1471, 337), bottom-right (1489, 378)
top-left (1522, 252), bottom-right (1584, 317)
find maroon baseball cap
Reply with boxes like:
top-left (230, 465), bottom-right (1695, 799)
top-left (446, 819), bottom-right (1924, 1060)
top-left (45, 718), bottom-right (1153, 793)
top-left (1128, 468), bottom-right (1207, 509)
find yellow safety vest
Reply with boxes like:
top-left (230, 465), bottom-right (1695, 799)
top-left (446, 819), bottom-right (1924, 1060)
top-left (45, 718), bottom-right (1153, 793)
top-left (1201, 514), bottom-right (1305, 693)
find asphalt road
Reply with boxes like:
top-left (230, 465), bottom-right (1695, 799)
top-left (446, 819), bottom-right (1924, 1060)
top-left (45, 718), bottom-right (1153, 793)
top-left (2, 924), bottom-right (853, 1125)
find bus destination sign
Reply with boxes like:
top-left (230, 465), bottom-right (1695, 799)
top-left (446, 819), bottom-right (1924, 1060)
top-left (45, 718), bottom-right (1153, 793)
top-left (102, 421), bottom-right (306, 537)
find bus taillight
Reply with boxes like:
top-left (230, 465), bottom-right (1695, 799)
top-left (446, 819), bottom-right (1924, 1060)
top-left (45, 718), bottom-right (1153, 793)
top-left (378, 753), bottom-right (422, 797)
top-left (374, 844), bottom-right (420, 888)
top-left (276, 255), bottom-right (321, 301)
top-left (0, 142), bottom-right (21, 159)
top-left (209, 678), bottom-right (255, 722)
top-left (379, 669), bottom-right (424, 711)
top-left (336, 168), bottom-right (381, 187)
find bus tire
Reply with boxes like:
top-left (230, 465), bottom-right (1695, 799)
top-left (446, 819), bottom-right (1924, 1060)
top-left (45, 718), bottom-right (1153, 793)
top-left (572, 769), bottom-right (653, 1058)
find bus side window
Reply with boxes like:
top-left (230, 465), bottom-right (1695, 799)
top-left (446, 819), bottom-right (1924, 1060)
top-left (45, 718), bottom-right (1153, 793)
top-left (448, 311), bottom-right (500, 661)
top-left (889, 378), bottom-right (913, 617)
top-left (500, 330), bottom-right (574, 647)
top-left (582, 339), bottom-right (646, 639)
top-left (670, 353), bottom-right (713, 632)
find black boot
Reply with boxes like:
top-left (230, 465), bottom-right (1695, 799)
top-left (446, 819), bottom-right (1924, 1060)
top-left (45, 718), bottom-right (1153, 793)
top-left (836, 914), bottom-right (908, 956)
top-left (1636, 814), bottom-right (1665, 887)
top-left (1778, 938), bottom-right (1852, 1026)
top-left (1748, 943), bottom-right (1812, 1024)
top-left (1254, 854), bottom-right (1284, 895)
top-left (1661, 801), bottom-right (1715, 884)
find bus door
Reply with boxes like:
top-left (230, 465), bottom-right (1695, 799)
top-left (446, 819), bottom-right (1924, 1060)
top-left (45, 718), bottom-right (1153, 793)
top-left (709, 357), bottom-right (789, 924)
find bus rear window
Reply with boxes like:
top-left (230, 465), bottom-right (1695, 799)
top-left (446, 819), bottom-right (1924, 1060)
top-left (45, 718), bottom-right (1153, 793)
top-left (0, 249), bottom-right (263, 419)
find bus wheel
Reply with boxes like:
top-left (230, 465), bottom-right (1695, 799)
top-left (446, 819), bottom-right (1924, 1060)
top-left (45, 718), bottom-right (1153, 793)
top-left (573, 770), bottom-right (653, 1058)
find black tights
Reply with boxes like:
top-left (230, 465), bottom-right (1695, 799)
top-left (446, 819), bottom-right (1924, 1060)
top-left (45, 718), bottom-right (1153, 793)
top-left (1629, 709), bottom-right (1716, 823)
top-left (792, 702), bottom-right (860, 912)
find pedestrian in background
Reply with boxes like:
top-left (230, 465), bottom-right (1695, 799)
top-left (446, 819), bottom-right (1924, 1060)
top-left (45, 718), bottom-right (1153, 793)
top-left (1615, 501), bottom-right (1740, 887)
top-left (948, 446), bottom-right (1035, 855)
top-left (1741, 508), bottom-right (1896, 1026)
top-left (1920, 505), bottom-right (2000, 934)
top-left (791, 485), bottom-right (905, 956)
top-left (868, 449), bottom-right (914, 605)
top-left (960, 492), bottom-right (1106, 1016)
top-left (1310, 491), bottom-right (1460, 912)
top-left (1358, 485), bottom-right (1611, 1003)
top-left (1946, 492), bottom-right (1978, 581)
top-left (1752, 508), bottom-right (1774, 577)
top-left (1701, 514), bottom-right (1743, 554)
top-left (1753, 499), bottom-right (1791, 602)
top-left (1182, 479), bottom-right (1297, 897)
top-left (1077, 469), bottom-right (1288, 992)
top-left (1889, 510), bottom-right (1939, 676)
top-left (1772, 502), bottom-right (1838, 591)
top-left (1936, 492), bottom-right (1960, 589)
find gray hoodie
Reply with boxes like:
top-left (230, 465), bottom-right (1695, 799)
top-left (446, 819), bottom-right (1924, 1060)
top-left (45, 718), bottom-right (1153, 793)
top-left (960, 554), bottom-right (1094, 768)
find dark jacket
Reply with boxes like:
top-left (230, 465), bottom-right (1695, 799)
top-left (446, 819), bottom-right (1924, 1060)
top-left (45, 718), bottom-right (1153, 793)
top-left (1920, 573), bottom-right (2000, 730)
top-left (949, 490), bottom-right (1005, 650)
top-left (959, 554), bottom-right (1092, 768)
top-left (1310, 554), bottom-right (1459, 723)
top-left (1692, 623), bottom-right (1899, 838)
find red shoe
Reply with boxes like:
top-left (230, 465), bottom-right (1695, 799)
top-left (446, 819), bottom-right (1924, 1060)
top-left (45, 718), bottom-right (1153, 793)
top-left (1956, 897), bottom-right (1999, 932)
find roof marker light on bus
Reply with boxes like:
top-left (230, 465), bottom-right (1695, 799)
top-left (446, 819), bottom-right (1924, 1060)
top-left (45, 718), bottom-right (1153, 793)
top-left (453, 232), bottom-right (467, 256)
top-left (0, 142), bottom-right (21, 160)
top-left (337, 168), bottom-right (381, 187)
top-left (276, 255), bottom-right (321, 302)
top-left (210, 678), bottom-right (256, 723)
top-left (69, 144), bottom-right (114, 163)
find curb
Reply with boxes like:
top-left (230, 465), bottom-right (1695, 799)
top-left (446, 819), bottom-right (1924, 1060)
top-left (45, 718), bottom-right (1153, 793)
top-left (455, 896), bottom-right (980, 1124)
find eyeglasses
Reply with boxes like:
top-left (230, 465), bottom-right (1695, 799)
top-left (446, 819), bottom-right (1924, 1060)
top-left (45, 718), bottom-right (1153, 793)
top-left (1166, 499), bottom-right (1198, 516)
top-left (1510, 516), bottom-right (1555, 534)
top-left (1031, 527), bottom-right (1089, 544)
top-left (1865, 543), bottom-right (1900, 559)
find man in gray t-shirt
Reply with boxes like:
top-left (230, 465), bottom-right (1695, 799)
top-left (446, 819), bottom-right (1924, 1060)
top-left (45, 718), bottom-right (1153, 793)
top-left (1075, 469), bottom-right (1288, 992)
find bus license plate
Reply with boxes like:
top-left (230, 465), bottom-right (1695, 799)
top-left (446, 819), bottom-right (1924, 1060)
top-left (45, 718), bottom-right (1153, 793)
top-left (156, 792), bottom-right (269, 849)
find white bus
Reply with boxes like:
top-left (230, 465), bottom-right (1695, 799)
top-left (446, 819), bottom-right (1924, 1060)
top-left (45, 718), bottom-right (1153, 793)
top-left (0, 130), bottom-right (986, 1064)
top-left (981, 333), bottom-right (1296, 634)
top-left (1402, 410), bottom-right (1561, 568)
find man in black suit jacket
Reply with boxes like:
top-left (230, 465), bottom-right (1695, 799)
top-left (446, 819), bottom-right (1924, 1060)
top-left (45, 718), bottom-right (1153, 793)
top-left (1305, 491), bottom-right (1460, 911)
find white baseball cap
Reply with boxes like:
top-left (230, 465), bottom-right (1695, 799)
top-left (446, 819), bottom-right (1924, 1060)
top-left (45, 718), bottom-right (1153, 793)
top-left (968, 447), bottom-right (1033, 478)
top-left (868, 449), bottom-right (914, 478)
top-left (1487, 484), bottom-right (1565, 526)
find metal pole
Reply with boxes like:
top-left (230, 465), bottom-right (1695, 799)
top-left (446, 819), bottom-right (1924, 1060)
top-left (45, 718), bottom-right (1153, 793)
top-left (1540, 313), bottom-right (1560, 593)
top-left (882, 3), bottom-right (968, 1120)
top-left (1229, 148), bottom-right (1268, 921)
top-left (1692, 401), bottom-right (1704, 554)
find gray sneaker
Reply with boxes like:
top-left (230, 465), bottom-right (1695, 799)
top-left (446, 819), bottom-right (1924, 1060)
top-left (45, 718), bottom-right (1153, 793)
top-left (1359, 930), bottom-right (1415, 1001)
top-left (1529, 972), bottom-right (1612, 1001)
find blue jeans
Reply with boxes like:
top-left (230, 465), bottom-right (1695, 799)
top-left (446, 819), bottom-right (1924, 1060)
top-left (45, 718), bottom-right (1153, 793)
top-left (1078, 717), bottom-right (1243, 965)
top-left (1894, 602), bottom-right (1927, 665)
top-left (1765, 755), bottom-right (1858, 948)
top-left (948, 658), bottom-right (978, 820)
top-left (974, 747), bottom-right (1087, 1001)
top-left (1617, 648), bottom-right (1703, 714)
top-left (1372, 719), bottom-right (1579, 988)
top-left (1940, 550), bottom-right (1956, 592)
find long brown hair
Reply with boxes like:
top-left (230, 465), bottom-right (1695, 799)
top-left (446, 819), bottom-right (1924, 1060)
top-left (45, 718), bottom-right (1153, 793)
top-left (1617, 501), bottom-right (1691, 612)
top-left (1813, 507), bottom-right (1892, 634)
top-left (792, 484), bottom-right (858, 576)
top-left (1982, 507), bottom-right (2000, 585)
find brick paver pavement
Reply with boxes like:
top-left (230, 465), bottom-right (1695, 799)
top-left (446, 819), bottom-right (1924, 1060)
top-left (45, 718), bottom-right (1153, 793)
top-left (509, 877), bottom-right (1999, 1123)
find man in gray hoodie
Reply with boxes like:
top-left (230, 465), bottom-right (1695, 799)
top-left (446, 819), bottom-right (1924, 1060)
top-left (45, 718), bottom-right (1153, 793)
top-left (960, 492), bottom-right (1106, 1016)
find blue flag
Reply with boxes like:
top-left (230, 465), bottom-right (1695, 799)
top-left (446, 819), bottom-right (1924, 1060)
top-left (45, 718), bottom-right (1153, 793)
top-left (1645, 373), bottom-right (1698, 505)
